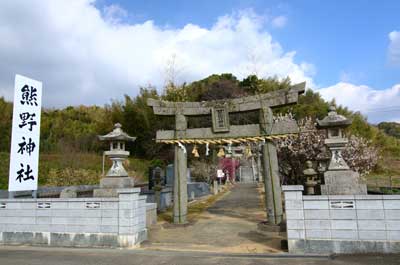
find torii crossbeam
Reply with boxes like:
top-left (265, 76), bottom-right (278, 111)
top-left (147, 82), bottom-right (305, 224)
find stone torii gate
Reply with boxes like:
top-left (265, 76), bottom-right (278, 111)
top-left (147, 82), bottom-right (305, 224)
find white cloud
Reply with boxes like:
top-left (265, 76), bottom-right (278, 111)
top-left (388, 31), bottom-right (400, 65)
top-left (317, 82), bottom-right (400, 123)
top-left (271, 16), bottom-right (287, 28)
top-left (0, 1), bottom-right (313, 107)
top-left (339, 71), bottom-right (366, 83)
top-left (103, 4), bottom-right (128, 24)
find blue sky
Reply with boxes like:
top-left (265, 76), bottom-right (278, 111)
top-left (96, 0), bottom-right (399, 88)
top-left (0, 0), bottom-right (399, 123)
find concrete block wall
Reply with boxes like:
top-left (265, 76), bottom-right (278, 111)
top-left (239, 166), bottom-right (255, 183)
top-left (0, 188), bottom-right (147, 248)
top-left (146, 203), bottom-right (157, 227)
top-left (143, 188), bottom-right (172, 211)
top-left (283, 185), bottom-right (400, 254)
top-left (187, 183), bottom-right (210, 200)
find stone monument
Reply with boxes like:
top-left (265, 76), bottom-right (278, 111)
top-left (317, 106), bottom-right (367, 195)
top-left (93, 123), bottom-right (136, 197)
top-left (153, 167), bottom-right (163, 211)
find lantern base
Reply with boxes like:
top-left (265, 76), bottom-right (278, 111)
top-left (321, 170), bottom-right (367, 195)
top-left (93, 177), bottom-right (135, 197)
top-left (100, 176), bottom-right (134, 188)
top-left (93, 188), bottom-right (119, 197)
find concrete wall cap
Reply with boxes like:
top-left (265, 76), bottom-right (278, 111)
top-left (382, 195), bottom-right (400, 200)
top-left (0, 199), bottom-right (37, 202)
top-left (282, 185), bottom-right (304, 191)
top-left (327, 195), bottom-right (355, 200)
top-left (354, 195), bottom-right (384, 200)
top-left (146, 203), bottom-right (157, 210)
top-left (116, 188), bottom-right (141, 194)
top-left (0, 198), bottom-right (118, 203)
top-left (303, 195), bottom-right (329, 201)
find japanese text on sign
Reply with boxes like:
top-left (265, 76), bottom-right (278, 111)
top-left (8, 75), bottom-right (42, 192)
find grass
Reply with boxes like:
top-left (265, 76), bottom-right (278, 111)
top-left (0, 152), bottom-right (152, 190)
top-left (366, 156), bottom-right (400, 191)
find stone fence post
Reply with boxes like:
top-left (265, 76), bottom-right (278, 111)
top-left (282, 185), bottom-right (305, 254)
top-left (117, 188), bottom-right (147, 247)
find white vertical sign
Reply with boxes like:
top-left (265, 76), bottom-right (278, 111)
top-left (217, 169), bottom-right (224, 178)
top-left (8, 75), bottom-right (42, 192)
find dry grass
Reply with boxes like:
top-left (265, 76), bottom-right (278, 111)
top-left (0, 152), bottom-right (151, 189)
top-left (367, 156), bottom-right (400, 191)
top-left (157, 186), bottom-right (231, 223)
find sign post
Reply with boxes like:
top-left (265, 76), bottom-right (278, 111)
top-left (8, 74), bottom-right (42, 193)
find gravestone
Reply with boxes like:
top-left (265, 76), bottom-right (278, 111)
top-left (187, 168), bottom-right (192, 183)
top-left (166, 164), bottom-right (174, 187)
top-left (149, 167), bottom-right (166, 190)
top-left (153, 167), bottom-right (163, 211)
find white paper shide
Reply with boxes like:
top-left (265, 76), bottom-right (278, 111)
top-left (8, 75), bottom-right (42, 192)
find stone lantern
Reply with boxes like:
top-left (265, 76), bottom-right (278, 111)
top-left (317, 106), bottom-right (351, 171)
top-left (316, 146), bottom-right (330, 174)
top-left (93, 123), bottom-right (136, 197)
top-left (303, 161), bottom-right (318, 195)
top-left (316, 106), bottom-right (367, 195)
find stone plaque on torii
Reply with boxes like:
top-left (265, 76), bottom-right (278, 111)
top-left (147, 82), bottom-right (305, 224)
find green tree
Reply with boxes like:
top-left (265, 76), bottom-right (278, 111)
top-left (378, 122), bottom-right (400, 139)
top-left (0, 97), bottom-right (12, 152)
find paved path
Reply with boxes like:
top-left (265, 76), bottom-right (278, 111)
top-left (0, 246), bottom-right (399, 265)
top-left (143, 183), bottom-right (284, 253)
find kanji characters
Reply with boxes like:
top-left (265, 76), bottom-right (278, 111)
top-left (19, 112), bottom-right (37, 131)
top-left (20, 84), bottom-right (38, 106)
top-left (10, 76), bottom-right (42, 192)
top-left (17, 137), bottom-right (36, 156)
top-left (16, 163), bottom-right (34, 183)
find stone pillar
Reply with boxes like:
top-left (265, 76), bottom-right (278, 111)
top-left (257, 151), bottom-right (263, 182)
top-left (213, 180), bottom-right (218, 195)
top-left (260, 107), bottom-right (283, 225)
top-left (231, 157), bottom-right (235, 183)
top-left (282, 185), bottom-right (305, 254)
top-left (117, 188), bottom-right (148, 247)
top-left (173, 113), bottom-right (188, 224)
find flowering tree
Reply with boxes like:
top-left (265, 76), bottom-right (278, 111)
top-left (275, 117), bottom-right (379, 185)
top-left (218, 157), bottom-right (240, 182)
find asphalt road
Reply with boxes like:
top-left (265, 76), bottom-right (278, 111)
top-left (0, 246), bottom-right (399, 265)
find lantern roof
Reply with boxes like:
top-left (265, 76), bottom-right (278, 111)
top-left (317, 106), bottom-right (352, 128)
top-left (98, 123), bottom-right (136, 142)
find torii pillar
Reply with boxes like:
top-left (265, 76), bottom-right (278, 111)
top-left (174, 113), bottom-right (188, 223)
top-left (260, 107), bottom-right (283, 225)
